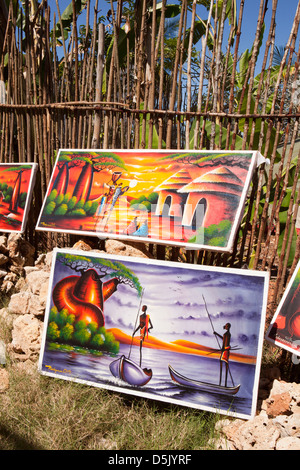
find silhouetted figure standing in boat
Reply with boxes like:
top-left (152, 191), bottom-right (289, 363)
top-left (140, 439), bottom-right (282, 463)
top-left (214, 322), bottom-right (231, 387)
top-left (133, 305), bottom-right (153, 367)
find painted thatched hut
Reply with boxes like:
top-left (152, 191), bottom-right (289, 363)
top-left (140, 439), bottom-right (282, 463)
top-left (178, 167), bottom-right (244, 228)
top-left (155, 168), bottom-right (192, 218)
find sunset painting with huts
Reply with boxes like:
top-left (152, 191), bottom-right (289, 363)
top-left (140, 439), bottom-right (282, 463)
top-left (0, 163), bottom-right (37, 233)
top-left (36, 150), bottom-right (260, 251)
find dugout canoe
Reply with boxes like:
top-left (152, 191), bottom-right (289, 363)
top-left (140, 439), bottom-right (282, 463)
top-left (168, 365), bottom-right (240, 396)
top-left (110, 355), bottom-right (152, 386)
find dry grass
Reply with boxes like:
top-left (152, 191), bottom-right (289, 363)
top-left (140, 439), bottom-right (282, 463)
top-left (0, 362), bottom-right (220, 450)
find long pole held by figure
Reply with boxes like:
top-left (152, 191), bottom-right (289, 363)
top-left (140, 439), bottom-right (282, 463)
top-left (128, 288), bottom-right (145, 360)
top-left (202, 295), bottom-right (235, 387)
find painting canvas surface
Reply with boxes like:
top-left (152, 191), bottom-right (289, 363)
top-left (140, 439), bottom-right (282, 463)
top-left (38, 248), bottom-right (269, 420)
top-left (266, 260), bottom-right (300, 356)
top-left (36, 149), bottom-right (261, 252)
top-left (0, 163), bottom-right (37, 233)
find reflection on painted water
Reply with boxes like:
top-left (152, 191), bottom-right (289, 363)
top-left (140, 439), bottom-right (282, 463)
top-left (41, 343), bottom-right (257, 418)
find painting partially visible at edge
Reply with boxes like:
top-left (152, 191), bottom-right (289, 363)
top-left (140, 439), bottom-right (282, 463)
top-left (35, 149), bottom-right (261, 252)
top-left (0, 163), bottom-right (37, 233)
top-left (266, 259), bottom-right (300, 356)
top-left (38, 248), bottom-right (269, 420)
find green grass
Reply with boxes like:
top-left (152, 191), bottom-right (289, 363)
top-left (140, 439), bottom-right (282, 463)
top-left (0, 362), bottom-right (221, 450)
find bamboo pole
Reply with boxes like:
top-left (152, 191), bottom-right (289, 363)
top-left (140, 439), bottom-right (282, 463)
top-left (92, 23), bottom-right (105, 149)
top-left (166, 0), bottom-right (187, 148)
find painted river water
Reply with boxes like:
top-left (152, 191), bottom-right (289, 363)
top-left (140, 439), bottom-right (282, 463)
top-left (40, 342), bottom-right (258, 418)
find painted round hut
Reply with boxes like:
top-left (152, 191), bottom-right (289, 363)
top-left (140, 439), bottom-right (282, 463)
top-left (154, 168), bottom-right (192, 218)
top-left (178, 166), bottom-right (244, 228)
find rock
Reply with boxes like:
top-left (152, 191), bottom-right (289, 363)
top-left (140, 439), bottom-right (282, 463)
top-left (7, 233), bottom-right (35, 267)
top-left (1, 280), bottom-right (14, 293)
top-left (25, 269), bottom-right (49, 296)
top-left (0, 339), bottom-right (6, 364)
top-left (215, 379), bottom-right (300, 450)
top-left (262, 380), bottom-right (300, 416)
top-left (0, 253), bottom-right (8, 266)
top-left (0, 235), bottom-right (8, 254)
top-left (3, 272), bottom-right (17, 283)
top-left (105, 239), bottom-right (151, 258)
top-left (276, 436), bottom-right (300, 450)
top-left (263, 392), bottom-right (292, 418)
top-left (14, 276), bottom-right (27, 292)
top-left (35, 253), bottom-right (46, 266)
top-left (0, 368), bottom-right (9, 392)
top-left (1, 272), bottom-right (18, 293)
top-left (8, 313), bottom-right (43, 362)
top-left (225, 413), bottom-right (281, 450)
top-left (0, 269), bottom-right (7, 279)
top-left (274, 414), bottom-right (300, 437)
top-left (0, 307), bottom-right (15, 329)
top-left (72, 240), bottom-right (93, 251)
top-left (8, 290), bottom-right (45, 316)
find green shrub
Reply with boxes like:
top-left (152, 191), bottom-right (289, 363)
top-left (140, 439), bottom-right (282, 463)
top-left (83, 200), bottom-right (92, 212)
top-left (63, 192), bottom-right (71, 203)
top-left (47, 190), bottom-right (58, 202)
top-left (47, 322), bottom-right (60, 341)
top-left (87, 201), bottom-right (98, 215)
top-left (90, 333), bottom-right (104, 349)
top-left (68, 196), bottom-right (77, 210)
top-left (54, 203), bottom-right (68, 216)
top-left (44, 201), bottom-right (56, 215)
top-left (56, 194), bottom-right (64, 205)
top-left (60, 323), bottom-right (74, 342)
top-left (68, 208), bottom-right (86, 217)
top-left (73, 328), bottom-right (91, 346)
top-left (75, 198), bottom-right (85, 209)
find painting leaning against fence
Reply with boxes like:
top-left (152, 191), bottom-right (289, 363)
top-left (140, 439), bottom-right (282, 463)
top-left (0, 163), bottom-right (37, 233)
top-left (35, 149), bottom-right (261, 252)
top-left (38, 248), bottom-right (269, 420)
top-left (266, 259), bottom-right (300, 356)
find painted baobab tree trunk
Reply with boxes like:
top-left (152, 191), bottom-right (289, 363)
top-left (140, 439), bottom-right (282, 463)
top-left (52, 162), bottom-right (70, 195)
top-left (52, 274), bottom-right (105, 326)
top-left (9, 171), bottom-right (22, 212)
top-left (52, 270), bottom-right (121, 328)
top-left (72, 162), bottom-right (94, 202)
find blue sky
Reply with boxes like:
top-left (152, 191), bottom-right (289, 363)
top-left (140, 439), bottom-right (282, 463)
top-left (50, 0), bottom-right (299, 66)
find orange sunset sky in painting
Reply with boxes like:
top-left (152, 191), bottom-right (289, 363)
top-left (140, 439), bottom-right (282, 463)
top-left (63, 150), bottom-right (249, 202)
top-left (0, 166), bottom-right (32, 190)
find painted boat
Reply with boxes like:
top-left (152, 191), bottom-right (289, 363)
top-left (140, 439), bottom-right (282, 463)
top-left (110, 355), bottom-right (152, 386)
top-left (168, 365), bottom-right (240, 396)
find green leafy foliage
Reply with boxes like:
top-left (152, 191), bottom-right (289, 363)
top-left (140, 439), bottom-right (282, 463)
top-left (0, 183), bottom-right (17, 204)
top-left (43, 190), bottom-right (97, 218)
top-left (189, 220), bottom-right (232, 247)
top-left (129, 192), bottom-right (159, 212)
top-left (47, 307), bottom-right (119, 354)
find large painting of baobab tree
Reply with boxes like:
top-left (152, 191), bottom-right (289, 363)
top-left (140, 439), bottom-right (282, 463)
top-left (0, 163), bottom-right (37, 233)
top-left (36, 149), bottom-right (261, 251)
top-left (38, 248), bottom-right (269, 419)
